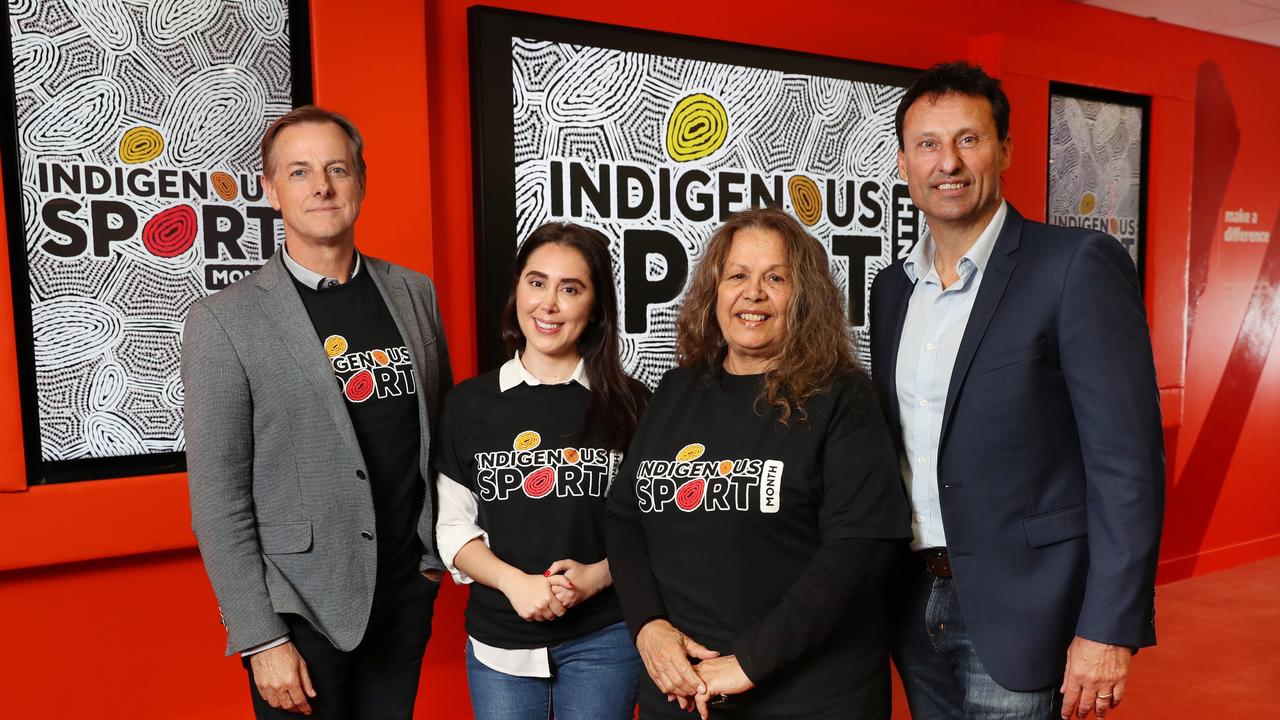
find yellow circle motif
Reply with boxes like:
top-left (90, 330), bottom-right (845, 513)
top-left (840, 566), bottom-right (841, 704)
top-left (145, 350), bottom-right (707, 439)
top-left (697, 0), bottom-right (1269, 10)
top-left (675, 443), bottom-right (705, 463)
top-left (210, 171), bottom-right (239, 201)
top-left (788, 175), bottom-right (822, 226)
top-left (324, 335), bottom-right (348, 357)
top-left (514, 430), bottom-right (541, 451)
top-left (119, 126), bottom-right (164, 164)
top-left (1078, 192), bottom-right (1097, 215)
top-left (666, 93), bottom-right (728, 162)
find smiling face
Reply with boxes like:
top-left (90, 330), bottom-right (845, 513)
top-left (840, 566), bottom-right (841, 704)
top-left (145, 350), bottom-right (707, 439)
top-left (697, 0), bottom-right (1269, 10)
top-left (715, 226), bottom-right (792, 374)
top-left (515, 242), bottom-right (596, 367)
top-left (262, 121), bottom-right (364, 250)
top-left (897, 92), bottom-right (1012, 239)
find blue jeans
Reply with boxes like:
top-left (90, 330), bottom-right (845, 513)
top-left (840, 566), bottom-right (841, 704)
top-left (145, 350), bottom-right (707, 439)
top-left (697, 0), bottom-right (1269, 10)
top-left (893, 565), bottom-right (1061, 719)
top-left (466, 621), bottom-right (641, 720)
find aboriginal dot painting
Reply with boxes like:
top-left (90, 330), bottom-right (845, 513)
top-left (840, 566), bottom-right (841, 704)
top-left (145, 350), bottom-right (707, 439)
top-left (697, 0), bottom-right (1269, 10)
top-left (4, 0), bottom-right (299, 468)
top-left (505, 31), bottom-right (920, 388)
top-left (1048, 91), bottom-right (1145, 273)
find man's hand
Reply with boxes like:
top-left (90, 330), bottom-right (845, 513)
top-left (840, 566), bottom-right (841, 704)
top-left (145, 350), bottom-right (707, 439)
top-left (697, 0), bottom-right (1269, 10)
top-left (250, 642), bottom-right (316, 715)
top-left (545, 559), bottom-right (609, 608)
top-left (691, 655), bottom-right (754, 719)
top-left (636, 619), bottom-right (720, 708)
top-left (1060, 636), bottom-right (1130, 719)
top-left (499, 572), bottom-right (567, 622)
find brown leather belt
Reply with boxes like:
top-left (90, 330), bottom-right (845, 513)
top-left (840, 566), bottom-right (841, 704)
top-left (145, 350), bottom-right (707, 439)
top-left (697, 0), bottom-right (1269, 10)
top-left (916, 547), bottom-right (952, 578)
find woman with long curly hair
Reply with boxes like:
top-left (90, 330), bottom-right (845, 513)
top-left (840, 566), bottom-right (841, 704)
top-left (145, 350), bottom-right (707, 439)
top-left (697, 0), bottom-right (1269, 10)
top-left (606, 207), bottom-right (911, 719)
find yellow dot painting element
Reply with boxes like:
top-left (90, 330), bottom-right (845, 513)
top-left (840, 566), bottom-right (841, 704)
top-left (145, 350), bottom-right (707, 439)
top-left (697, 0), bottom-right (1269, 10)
top-left (666, 93), bottom-right (728, 162)
top-left (324, 335), bottom-right (348, 357)
top-left (119, 126), bottom-right (164, 164)
top-left (676, 443), bottom-right (705, 463)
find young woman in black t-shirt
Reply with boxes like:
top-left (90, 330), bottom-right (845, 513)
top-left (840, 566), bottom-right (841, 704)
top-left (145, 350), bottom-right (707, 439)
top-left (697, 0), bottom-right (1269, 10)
top-left (606, 208), bottom-right (912, 719)
top-left (435, 223), bottom-right (648, 720)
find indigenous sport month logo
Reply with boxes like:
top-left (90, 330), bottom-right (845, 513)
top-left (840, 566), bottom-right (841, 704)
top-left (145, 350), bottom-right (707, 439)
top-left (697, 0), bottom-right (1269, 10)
top-left (635, 442), bottom-right (783, 514)
top-left (474, 430), bottom-right (622, 502)
top-left (324, 335), bottom-right (417, 404)
top-left (33, 124), bottom-right (281, 291)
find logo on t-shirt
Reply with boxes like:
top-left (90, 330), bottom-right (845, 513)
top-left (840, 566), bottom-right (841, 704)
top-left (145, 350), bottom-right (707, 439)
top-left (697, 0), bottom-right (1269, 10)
top-left (636, 442), bottom-right (783, 514)
top-left (323, 334), bottom-right (417, 403)
top-left (474, 430), bottom-right (622, 502)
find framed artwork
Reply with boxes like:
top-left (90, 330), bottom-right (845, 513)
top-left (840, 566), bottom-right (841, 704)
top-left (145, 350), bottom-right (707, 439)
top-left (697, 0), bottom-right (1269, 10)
top-left (1047, 82), bottom-right (1149, 285)
top-left (470, 7), bottom-right (920, 382)
top-left (0, 0), bottom-right (313, 483)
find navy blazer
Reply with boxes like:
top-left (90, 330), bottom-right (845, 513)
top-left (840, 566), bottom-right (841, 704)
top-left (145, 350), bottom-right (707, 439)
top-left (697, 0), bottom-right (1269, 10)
top-left (869, 205), bottom-right (1164, 691)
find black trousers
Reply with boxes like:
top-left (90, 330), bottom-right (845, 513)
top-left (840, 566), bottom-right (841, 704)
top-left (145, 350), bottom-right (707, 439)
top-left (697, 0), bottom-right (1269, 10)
top-left (244, 571), bottom-right (440, 719)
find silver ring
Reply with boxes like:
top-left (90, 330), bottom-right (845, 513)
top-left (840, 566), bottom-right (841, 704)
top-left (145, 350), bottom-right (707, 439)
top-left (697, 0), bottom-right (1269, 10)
top-left (1097, 693), bottom-right (1114, 699)
top-left (711, 694), bottom-right (730, 705)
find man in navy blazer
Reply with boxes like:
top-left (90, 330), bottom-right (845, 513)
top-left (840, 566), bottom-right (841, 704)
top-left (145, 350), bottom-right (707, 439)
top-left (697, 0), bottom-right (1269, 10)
top-left (870, 63), bottom-right (1164, 719)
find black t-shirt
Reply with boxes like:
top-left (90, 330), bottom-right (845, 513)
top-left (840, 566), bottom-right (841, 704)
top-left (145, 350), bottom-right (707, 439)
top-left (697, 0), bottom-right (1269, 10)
top-left (435, 369), bottom-right (632, 648)
top-left (293, 270), bottom-right (423, 582)
top-left (608, 367), bottom-right (911, 717)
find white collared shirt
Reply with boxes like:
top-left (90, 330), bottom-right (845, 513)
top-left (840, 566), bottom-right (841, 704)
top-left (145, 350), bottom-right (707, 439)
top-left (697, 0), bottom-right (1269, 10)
top-left (280, 244), bottom-right (361, 289)
top-left (896, 201), bottom-right (1007, 551)
top-left (434, 352), bottom-right (589, 677)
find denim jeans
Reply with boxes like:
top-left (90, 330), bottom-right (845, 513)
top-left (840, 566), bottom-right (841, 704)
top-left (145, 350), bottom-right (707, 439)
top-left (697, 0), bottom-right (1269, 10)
top-left (466, 620), bottom-right (641, 720)
top-left (893, 564), bottom-right (1061, 719)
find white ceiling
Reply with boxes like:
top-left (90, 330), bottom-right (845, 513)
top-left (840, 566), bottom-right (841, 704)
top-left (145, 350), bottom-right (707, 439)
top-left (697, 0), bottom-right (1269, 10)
top-left (1077, 0), bottom-right (1280, 47)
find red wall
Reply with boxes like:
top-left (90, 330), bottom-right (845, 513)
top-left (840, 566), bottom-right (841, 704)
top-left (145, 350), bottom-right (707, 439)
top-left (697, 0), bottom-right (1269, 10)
top-left (2, 0), bottom-right (1278, 716)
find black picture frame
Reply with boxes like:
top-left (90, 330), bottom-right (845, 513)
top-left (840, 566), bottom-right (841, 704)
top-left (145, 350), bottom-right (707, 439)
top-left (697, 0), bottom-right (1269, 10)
top-left (1046, 81), bottom-right (1150, 292)
top-left (469, 6), bottom-right (918, 373)
top-left (0, 0), bottom-right (314, 484)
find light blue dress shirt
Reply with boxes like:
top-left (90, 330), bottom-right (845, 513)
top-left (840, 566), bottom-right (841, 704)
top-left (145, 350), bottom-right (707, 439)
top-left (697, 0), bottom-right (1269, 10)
top-left (896, 201), bottom-right (1007, 551)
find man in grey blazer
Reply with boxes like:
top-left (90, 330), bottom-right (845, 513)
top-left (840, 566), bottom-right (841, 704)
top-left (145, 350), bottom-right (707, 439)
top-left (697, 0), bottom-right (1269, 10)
top-left (183, 106), bottom-right (451, 718)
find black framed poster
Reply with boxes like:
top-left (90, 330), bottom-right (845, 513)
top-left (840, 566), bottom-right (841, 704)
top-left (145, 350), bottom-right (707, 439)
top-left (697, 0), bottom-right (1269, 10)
top-left (1047, 82), bottom-right (1149, 285)
top-left (0, 0), bottom-right (313, 483)
top-left (470, 7), bottom-right (920, 382)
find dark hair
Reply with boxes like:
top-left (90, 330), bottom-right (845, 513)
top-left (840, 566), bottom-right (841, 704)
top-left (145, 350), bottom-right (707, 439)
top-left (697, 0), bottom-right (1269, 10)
top-left (500, 223), bottom-right (646, 449)
top-left (895, 62), bottom-right (1010, 150)
top-left (261, 105), bottom-right (366, 185)
top-left (676, 207), bottom-right (860, 426)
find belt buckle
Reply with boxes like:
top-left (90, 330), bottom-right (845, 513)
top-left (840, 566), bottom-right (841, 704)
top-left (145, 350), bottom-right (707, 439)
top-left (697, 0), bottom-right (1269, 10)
top-left (923, 548), bottom-right (952, 578)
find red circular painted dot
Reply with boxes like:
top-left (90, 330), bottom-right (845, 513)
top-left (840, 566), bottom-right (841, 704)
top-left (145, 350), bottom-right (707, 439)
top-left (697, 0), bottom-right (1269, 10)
top-left (676, 478), bottom-right (705, 511)
top-left (523, 466), bottom-right (555, 498)
top-left (345, 369), bottom-right (375, 402)
top-left (141, 205), bottom-right (197, 258)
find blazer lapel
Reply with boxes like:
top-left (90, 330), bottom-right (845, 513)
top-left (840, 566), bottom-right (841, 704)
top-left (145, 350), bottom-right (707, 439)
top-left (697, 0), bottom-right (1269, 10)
top-left (256, 254), bottom-right (363, 457)
top-left (882, 268), bottom-right (913, 432)
top-left (939, 206), bottom-right (1024, 449)
top-left (366, 259), bottom-right (432, 438)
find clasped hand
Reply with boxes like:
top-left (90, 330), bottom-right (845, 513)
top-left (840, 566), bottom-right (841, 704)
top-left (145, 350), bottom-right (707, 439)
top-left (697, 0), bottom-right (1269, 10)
top-left (635, 620), bottom-right (755, 719)
top-left (501, 558), bottom-right (609, 622)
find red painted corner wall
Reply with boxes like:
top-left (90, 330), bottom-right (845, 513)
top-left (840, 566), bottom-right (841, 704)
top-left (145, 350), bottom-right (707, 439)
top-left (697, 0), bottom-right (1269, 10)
top-left (1, 1), bottom-right (1278, 717)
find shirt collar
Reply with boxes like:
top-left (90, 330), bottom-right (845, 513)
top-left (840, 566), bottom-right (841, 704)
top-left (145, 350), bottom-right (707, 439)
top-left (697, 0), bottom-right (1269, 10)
top-left (903, 200), bottom-right (1007, 284)
top-left (281, 244), bottom-right (362, 290)
top-left (498, 352), bottom-right (590, 392)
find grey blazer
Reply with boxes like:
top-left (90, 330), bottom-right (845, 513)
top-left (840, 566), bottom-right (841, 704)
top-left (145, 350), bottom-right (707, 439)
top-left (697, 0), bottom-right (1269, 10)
top-left (182, 251), bottom-right (452, 655)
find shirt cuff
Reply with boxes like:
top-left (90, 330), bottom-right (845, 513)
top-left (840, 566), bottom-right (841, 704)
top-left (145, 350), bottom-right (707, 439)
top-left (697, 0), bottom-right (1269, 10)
top-left (435, 471), bottom-right (489, 585)
top-left (240, 635), bottom-right (289, 657)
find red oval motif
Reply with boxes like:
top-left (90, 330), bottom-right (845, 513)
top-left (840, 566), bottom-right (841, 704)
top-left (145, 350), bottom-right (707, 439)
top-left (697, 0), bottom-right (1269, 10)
top-left (344, 369), bottom-right (375, 402)
top-left (675, 478), bottom-right (705, 511)
top-left (142, 205), bottom-right (197, 258)
top-left (524, 466), bottom-right (555, 498)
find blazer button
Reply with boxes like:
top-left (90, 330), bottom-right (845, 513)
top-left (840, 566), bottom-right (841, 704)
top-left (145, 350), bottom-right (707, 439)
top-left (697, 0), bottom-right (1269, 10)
top-left (360, 530), bottom-right (374, 540)
top-left (356, 469), bottom-right (367, 479)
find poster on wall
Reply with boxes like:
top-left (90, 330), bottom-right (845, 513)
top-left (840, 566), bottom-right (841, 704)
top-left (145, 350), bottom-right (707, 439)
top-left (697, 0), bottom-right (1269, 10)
top-left (1047, 83), bottom-right (1149, 282)
top-left (0, 0), bottom-right (312, 483)
top-left (470, 8), bottom-right (920, 383)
